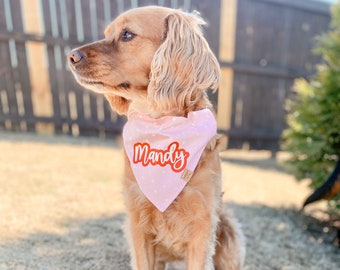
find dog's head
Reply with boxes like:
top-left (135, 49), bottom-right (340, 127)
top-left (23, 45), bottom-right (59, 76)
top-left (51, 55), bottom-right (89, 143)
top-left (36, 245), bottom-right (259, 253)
top-left (67, 6), bottom-right (220, 117)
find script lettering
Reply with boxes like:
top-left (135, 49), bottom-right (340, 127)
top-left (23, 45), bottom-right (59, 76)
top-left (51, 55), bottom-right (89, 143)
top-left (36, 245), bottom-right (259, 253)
top-left (133, 142), bottom-right (189, 173)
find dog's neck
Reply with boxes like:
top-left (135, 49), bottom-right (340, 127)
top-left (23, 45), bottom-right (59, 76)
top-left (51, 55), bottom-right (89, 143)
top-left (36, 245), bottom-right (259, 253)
top-left (128, 97), bottom-right (213, 119)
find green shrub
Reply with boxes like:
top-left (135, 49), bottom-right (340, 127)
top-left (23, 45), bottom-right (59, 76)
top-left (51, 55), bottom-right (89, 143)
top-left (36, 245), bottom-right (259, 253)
top-left (281, 2), bottom-right (340, 213)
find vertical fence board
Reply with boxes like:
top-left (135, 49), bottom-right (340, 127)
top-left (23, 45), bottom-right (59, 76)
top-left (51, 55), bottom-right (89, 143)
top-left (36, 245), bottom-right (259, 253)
top-left (222, 0), bottom-right (330, 150)
top-left (0, 0), bottom-right (8, 129)
top-left (1, 0), bottom-right (20, 130)
top-left (11, 0), bottom-right (35, 131)
top-left (0, 0), bottom-right (332, 149)
top-left (41, 0), bottom-right (66, 134)
top-left (0, 40), bottom-right (13, 130)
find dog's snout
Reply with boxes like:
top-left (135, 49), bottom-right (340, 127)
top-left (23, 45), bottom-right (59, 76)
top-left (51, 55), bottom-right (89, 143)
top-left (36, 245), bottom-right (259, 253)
top-left (68, 50), bottom-right (84, 65)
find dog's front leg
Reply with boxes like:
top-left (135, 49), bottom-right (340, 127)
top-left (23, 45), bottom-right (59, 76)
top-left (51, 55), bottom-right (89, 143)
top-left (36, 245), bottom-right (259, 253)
top-left (186, 216), bottom-right (217, 270)
top-left (128, 216), bottom-right (156, 270)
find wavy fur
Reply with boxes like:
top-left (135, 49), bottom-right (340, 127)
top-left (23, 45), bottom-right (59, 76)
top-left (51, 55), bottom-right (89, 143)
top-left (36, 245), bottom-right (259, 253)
top-left (148, 10), bottom-right (221, 114)
top-left (68, 6), bottom-right (245, 270)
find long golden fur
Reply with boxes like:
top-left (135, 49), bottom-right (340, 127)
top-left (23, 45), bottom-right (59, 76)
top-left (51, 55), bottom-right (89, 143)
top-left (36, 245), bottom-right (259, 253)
top-left (68, 6), bottom-right (245, 269)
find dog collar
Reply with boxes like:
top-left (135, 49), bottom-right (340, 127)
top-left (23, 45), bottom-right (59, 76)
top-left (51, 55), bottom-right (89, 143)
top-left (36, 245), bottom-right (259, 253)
top-left (122, 109), bottom-right (216, 212)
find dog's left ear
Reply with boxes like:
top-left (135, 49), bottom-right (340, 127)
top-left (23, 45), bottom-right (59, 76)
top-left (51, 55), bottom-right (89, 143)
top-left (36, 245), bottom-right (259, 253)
top-left (148, 10), bottom-right (221, 113)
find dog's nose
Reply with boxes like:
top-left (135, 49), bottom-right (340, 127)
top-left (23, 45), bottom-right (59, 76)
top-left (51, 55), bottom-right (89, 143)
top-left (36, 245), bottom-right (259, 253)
top-left (67, 50), bottom-right (84, 65)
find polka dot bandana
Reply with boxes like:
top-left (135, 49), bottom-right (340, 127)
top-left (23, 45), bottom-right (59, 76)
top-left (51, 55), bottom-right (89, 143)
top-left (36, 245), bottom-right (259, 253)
top-left (123, 109), bottom-right (216, 212)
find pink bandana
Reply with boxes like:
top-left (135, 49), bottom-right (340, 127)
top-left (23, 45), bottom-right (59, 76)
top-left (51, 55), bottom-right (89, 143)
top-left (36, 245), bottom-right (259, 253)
top-left (123, 109), bottom-right (216, 212)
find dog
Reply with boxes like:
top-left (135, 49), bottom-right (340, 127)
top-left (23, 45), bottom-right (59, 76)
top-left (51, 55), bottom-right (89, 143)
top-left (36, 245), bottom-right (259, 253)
top-left (67, 6), bottom-right (245, 269)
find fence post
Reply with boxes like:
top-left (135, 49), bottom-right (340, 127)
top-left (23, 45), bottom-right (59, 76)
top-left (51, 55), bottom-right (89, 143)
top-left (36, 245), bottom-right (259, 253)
top-left (217, 0), bottom-right (238, 146)
top-left (21, 0), bottom-right (54, 134)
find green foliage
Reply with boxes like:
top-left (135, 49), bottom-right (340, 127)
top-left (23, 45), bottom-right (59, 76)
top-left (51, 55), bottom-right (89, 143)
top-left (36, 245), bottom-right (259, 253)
top-left (281, 2), bottom-right (340, 212)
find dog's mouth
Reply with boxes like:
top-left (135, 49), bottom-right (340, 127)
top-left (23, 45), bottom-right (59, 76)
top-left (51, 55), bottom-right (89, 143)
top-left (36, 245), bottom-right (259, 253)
top-left (70, 73), bottom-right (107, 94)
top-left (79, 78), bottom-right (130, 90)
top-left (73, 73), bottom-right (131, 94)
top-left (77, 76), bottom-right (104, 88)
top-left (68, 52), bottom-right (132, 93)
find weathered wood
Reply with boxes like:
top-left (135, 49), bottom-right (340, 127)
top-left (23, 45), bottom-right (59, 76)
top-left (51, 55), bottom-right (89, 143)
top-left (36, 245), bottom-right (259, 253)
top-left (223, 0), bottom-right (330, 150)
top-left (22, 0), bottom-right (53, 133)
top-left (0, 0), bottom-right (331, 150)
top-left (1, 0), bottom-right (20, 131)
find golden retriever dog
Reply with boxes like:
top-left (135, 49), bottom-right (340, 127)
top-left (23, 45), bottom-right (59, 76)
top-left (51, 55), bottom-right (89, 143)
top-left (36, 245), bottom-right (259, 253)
top-left (67, 6), bottom-right (245, 270)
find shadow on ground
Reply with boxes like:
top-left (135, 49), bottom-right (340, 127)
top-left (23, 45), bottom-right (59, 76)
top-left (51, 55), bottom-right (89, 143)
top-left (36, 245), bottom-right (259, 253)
top-left (0, 213), bottom-right (129, 270)
top-left (220, 155), bottom-right (286, 173)
top-left (0, 131), bottom-right (122, 148)
top-left (0, 204), bottom-right (339, 270)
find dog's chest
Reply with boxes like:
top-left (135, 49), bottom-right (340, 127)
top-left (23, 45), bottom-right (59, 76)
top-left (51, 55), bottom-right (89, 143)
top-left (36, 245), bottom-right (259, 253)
top-left (137, 193), bottom-right (197, 256)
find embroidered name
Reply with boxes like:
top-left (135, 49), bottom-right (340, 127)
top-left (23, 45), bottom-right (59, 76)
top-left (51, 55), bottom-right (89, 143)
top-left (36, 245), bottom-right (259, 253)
top-left (133, 141), bottom-right (189, 173)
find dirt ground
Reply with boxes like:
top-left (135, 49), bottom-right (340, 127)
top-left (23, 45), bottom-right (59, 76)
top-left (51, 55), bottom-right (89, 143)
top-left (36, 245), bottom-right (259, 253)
top-left (0, 131), bottom-right (339, 270)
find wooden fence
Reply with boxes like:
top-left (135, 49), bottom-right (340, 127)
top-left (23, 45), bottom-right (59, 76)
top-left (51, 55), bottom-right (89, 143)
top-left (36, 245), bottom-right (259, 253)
top-left (218, 0), bottom-right (330, 150)
top-left (0, 0), bottom-right (331, 149)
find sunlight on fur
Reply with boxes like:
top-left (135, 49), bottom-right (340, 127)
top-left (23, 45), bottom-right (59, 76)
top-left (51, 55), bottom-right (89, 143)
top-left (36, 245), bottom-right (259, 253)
top-left (68, 6), bottom-right (245, 270)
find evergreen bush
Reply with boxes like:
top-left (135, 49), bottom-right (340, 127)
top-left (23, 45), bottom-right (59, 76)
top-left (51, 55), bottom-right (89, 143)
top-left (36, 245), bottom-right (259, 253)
top-left (281, 2), bottom-right (340, 213)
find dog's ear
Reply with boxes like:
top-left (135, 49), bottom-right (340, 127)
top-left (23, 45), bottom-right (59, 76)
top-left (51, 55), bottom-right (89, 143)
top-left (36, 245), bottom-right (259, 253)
top-left (104, 94), bottom-right (130, 115)
top-left (147, 10), bottom-right (221, 113)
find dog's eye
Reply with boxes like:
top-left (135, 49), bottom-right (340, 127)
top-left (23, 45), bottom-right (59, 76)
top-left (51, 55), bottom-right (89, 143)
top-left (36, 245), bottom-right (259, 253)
top-left (119, 30), bottom-right (136, 42)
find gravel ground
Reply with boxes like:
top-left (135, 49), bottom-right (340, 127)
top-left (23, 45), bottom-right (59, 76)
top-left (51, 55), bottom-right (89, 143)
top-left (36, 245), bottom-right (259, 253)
top-left (0, 132), bottom-right (339, 269)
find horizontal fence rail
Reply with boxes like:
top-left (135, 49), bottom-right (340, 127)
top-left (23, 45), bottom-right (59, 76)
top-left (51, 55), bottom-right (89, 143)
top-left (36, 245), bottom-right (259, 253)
top-left (0, 0), bottom-right (215, 138)
top-left (0, 0), bottom-right (331, 150)
top-left (218, 0), bottom-right (330, 151)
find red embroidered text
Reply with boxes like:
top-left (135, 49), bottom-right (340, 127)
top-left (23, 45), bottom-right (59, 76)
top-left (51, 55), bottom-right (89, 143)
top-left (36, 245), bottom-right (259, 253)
top-left (133, 142), bottom-right (189, 173)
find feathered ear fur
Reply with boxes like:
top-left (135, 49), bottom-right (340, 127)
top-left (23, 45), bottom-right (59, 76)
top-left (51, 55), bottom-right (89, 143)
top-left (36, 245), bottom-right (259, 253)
top-left (147, 10), bottom-right (221, 114)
